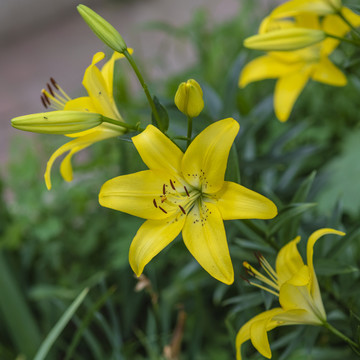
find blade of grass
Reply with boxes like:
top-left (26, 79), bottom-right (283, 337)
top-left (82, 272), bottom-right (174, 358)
top-left (33, 287), bottom-right (89, 360)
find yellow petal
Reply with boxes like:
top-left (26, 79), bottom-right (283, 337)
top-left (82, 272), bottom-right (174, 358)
top-left (44, 128), bottom-right (118, 190)
top-left (275, 236), bottom-right (304, 286)
top-left (181, 118), bottom-right (239, 194)
top-left (236, 308), bottom-right (283, 360)
top-left (100, 49), bottom-right (133, 98)
top-left (129, 215), bottom-right (186, 276)
top-left (215, 181), bottom-right (277, 220)
top-left (287, 264), bottom-right (311, 287)
top-left (273, 309), bottom-right (320, 325)
top-left (131, 125), bottom-right (184, 178)
top-left (99, 170), bottom-right (177, 220)
top-left (59, 143), bottom-right (89, 182)
top-left (278, 282), bottom-right (324, 324)
top-left (182, 202), bottom-right (233, 284)
top-left (82, 52), bottom-right (122, 119)
top-left (271, 0), bottom-right (341, 18)
top-left (239, 55), bottom-right (302, 88)
top-left (311, 57), bottom-right (347, 86)
top-left (295, 13), bottom-right (320, 29)
top-left (274, 68), bottom-right (310, 122)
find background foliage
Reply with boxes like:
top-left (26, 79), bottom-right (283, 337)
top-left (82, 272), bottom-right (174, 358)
top-left (1, 1), bottom-right (360, 359)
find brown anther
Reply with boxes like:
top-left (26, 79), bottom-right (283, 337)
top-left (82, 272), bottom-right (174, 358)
top-left (47, 83), bottom-right (55, 97)
top-left (42, 91), bottom-right (51, 105)
top-left (254, 251), bottom-right (263, 266)
top-left (184, 186), bottom-right (190, 197)
top-left (159, 206), bottom-right (167, 214)
top-left (41, 95), bottom-right (48, 108)
top-left (170, 179), bottom-right (176, 190)
top-left (163, 184), bottom-right (166, 195)
top-left (179, 205), bottom-right (186, 215)
top-left (153, 199), bottom-right (158, 208)
top-left (50, 77), bottom-right (59, 90)
top-left (240, 274), bottom-right (250, 285)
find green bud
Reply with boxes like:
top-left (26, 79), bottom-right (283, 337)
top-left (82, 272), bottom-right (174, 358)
top-left (77, 4), bottom-right (127, 53)
top-left (11, 111), bottom-right (102, 135)
top-left (244, 28), bottom-right (326, 51)
top-left (174, 79), bottom-right (204, 118)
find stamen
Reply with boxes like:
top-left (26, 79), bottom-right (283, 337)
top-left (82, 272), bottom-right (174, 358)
top-left (179, 205), bottom-right (186, 215)
top-left (47, 83), bottom-right (55, 97)
top-left (41, 95), bottom-right (48, 108)
top-left (161, 196), bottom-right (167, 203)
top-left (243, 261), bottom-right (279, 291)
top-left (184, 186), bottom-right (190, 197)
top-left (50, 77), bottom-right (59, 90)
top-left (159, 206), bottom-right (167, 214)
top-left (163, 184), bottom-right (166, 195)
top-left (239, 274), bottom-right (250, 285)
top-left (42, 92), bottom-right (51, 105)
top-left (153, 199), bottom-right (158, 208)
top-left (248, 281), bottom-right (279, 297)
top-left (170, 179), bottom-right (175, 190)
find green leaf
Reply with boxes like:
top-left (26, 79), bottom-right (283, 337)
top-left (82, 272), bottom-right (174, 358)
top-left (315, 259), bottom-right (359, 276)
top-left (33, 288), bottom-right (89, 360)
top-left (151, 96), bottom-right (169, 132)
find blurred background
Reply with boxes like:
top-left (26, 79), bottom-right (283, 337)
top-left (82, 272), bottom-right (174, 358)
top-left (0, 0), bottom-right (242, 164)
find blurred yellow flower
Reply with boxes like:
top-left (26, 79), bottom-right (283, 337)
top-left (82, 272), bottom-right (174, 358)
top-left (236, 228), bottom-right (345, 360)
top-left (37, 50), bottom-right (132, 189)
top-left (239, 12), bottom-right (359, 121)
top-left (99, 118), bottom-right (277, 285)
top-left (174, 79), bottom-right (204, 118)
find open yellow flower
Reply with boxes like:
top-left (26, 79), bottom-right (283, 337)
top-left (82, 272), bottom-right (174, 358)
top-left (39, 50), bottom-right (132, 189)
top-left (239, 12), bottom-right (359, 122)
top-left (236, 228), bottom-right (345, 359)
top-left (99, 118), bottom-right (277, 285)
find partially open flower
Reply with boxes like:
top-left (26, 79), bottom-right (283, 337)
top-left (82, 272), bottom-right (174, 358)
top-left (174, 79), bottom-right (204, 118)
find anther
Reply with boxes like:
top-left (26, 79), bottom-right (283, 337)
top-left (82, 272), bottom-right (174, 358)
top-left (50, 77), bottom-right (59, 90)
top-left (47, 83), bottom-right (55, 97)
top-left (184, 186), bottom-right (190, 197)
top-left (240, 274), bottom-right (250, 285)
top-left (42, 91), bottom-right (51, 105)
top-left (179, 205), bottom-right (186, 215)
top-left (162, 184), bottom-right (166, 195)
top-left (41, 95), bottom-right (48, 108)
top-left (170, 179), bottom-right (175, 190)
top-left (159, 206), bottom-right (167, 214)
top-left (153, 199), bottom-right (158, 208)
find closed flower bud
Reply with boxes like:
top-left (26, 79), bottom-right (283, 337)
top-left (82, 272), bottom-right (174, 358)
top-left (244, 28), bottom-right (326, 51)
top-left (174, 79), bottom-right (204, 118)
top-left (11, 111), bottom-right (102, 135)
top-left (77, 4), bottom-right (127, 53)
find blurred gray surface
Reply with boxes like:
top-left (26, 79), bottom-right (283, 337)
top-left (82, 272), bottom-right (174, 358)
top-left (0, 0), bottom-right (240, 164)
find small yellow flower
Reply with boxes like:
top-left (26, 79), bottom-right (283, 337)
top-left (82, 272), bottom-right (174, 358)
top-left (239, 12), bottom-right (359, 121)
top-left (244, 27), bottom-right (326, 51)
top-left (174, 79), bottom-right (204, 118)
top-left (11, 111), bottom-right (102, 134)
top-left (236, 228), bottom-right (345, 360)
top-left (99, 118), bottom-right (277, 285)
top-left (77, 4), bottom-right (127, 53)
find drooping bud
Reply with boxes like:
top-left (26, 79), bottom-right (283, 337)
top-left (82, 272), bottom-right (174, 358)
top-left (11, 111), bottom-right (102, 134)
top-left (77, 4), bottom-right (127, 53)
top-left (244, 28), bottom-right (326, 51)
top-left (174, 79), bottom-right (204, 118)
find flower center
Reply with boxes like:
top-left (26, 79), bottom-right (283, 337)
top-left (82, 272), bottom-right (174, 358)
top-left (152, 178), bottom-right (201, 218)
top-left (41, 77), bottom-right (72, 110)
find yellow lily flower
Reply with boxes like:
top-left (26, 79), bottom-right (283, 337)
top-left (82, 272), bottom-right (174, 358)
top-left (39, 50), bottom-right (132, 190)
top-left (239, 12), bottom-right (358, 122)
top-left (236, 228), bottom-right (345, 360)
top-left (99, 118), bottom-right (277, 285)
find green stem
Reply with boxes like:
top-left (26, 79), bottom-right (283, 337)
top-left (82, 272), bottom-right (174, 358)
top-left (123, 49), bottom-right (162, 129)
top-left (187, 115), bottom-right (193, 147)
top-left (326, 33), bottom-right (360, 47)
top-left (323, 321), bottom-right (360, 352)
top-left (337, 10), bottom-right (360, 38)
top-left (102, 116), bottom-right (144, 132)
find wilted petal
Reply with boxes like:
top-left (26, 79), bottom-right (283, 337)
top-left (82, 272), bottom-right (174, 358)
top-left (182, 202), bottom-right (234, 284)
top-left (129, 215), bottom-right (186, 276)
top-left (182, 118), bottom-right (239, 194)
top-left (215, 181), bottom-right (277, 220)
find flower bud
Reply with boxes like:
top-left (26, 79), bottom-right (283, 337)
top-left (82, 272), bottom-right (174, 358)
top-left (174, 79), bottom-right (204, 118)
top-left (11, 111), bottom-right (102, 135)
top-left (244, 28), bottom-right (326, 51)
top-left (77, 4), bottom-right (127, 53)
